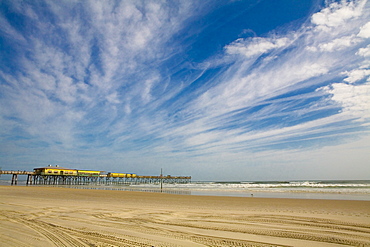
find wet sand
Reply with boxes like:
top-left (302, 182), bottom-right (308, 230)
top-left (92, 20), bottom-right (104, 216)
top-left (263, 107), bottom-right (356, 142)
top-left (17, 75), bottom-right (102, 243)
top-left (1, 186), bottom-right (369, 246)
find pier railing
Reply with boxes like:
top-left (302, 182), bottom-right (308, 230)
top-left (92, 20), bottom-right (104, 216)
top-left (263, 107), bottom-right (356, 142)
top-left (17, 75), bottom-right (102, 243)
top-left (0, 170), bottom-right (35, 175)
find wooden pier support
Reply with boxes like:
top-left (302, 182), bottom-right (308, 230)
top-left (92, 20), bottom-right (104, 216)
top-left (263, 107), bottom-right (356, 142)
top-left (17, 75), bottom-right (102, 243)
top-left (26, 174), bottom-right (33, 185)
top-left (11, 174), bottom-right (18, 185)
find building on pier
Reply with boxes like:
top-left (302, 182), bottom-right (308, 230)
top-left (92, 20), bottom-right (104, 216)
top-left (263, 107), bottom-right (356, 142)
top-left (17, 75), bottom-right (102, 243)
top-left (34, 165), bottom-right (78, 176)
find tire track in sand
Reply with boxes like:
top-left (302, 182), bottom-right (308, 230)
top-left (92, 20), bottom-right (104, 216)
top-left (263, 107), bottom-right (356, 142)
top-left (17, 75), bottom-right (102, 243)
top-left (12, 215), bottom-right (161, 247)
top-left (51, 225), bottom-right (176, 247)
top-left (45, 212), bottom-right (292, 246)
top-left (17, 218), bottom-right (87, 247)
top-left (125, 212), bottom-right (370, 246)
top-left (90, 213), bottom-right (292, 246)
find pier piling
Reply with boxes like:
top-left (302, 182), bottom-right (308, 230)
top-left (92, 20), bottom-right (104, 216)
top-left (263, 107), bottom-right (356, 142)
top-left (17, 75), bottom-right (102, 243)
top-left (11, 174), bottom-right (18, 185)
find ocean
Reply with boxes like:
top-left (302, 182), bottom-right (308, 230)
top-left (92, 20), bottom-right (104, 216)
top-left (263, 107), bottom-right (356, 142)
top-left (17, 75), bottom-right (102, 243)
top-left (1, 176), bottom-right (369, 201)
top-left (130, 180), bottom-right (370, 201)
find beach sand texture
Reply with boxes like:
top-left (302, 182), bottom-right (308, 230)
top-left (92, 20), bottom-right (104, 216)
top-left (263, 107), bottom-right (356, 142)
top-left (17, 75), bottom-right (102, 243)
top-left (0, 186), bottom-right (369, 247)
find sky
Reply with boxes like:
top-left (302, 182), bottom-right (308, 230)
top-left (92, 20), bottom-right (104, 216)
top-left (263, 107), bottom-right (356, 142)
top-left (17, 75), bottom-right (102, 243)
top-left (0, 0), bottom-right (369, 181)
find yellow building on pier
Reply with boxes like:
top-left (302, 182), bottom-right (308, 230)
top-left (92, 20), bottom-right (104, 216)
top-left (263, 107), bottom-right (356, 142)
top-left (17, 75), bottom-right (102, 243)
top-left (34, 166), bottom-right (77, 176)
top-left (34, 165), bottom-right (102, 176)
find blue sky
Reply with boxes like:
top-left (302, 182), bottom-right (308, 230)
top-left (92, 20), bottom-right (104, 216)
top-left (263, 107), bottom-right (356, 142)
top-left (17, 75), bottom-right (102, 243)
top-left (0, 0), bottom-right (369, 181)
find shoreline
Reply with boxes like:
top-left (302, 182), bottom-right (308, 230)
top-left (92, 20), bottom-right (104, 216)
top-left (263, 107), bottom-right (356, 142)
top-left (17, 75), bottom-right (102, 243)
top-left (1, 186), bottom-right (370, 246)
top-left (2, 182), bottom-right (370, 201)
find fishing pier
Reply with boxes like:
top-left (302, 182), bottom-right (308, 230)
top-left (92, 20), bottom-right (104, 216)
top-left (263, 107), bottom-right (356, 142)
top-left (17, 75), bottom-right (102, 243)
top-left (0, 166), bottom-right (191, 186)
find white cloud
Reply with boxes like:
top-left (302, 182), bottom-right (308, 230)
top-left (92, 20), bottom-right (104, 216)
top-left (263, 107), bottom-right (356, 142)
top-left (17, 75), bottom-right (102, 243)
top-left (343, 68), bottom-right (370, 83)
top-left (141, 76), bottom-right (159, 104)
top-left (311, 0), bottom-right (366, 31)
top-left (225, 37), bottom-right (289, 57)
top-left (318, 34), bottom-right (362, 52)
top-left (323, 82), bottom-right (370, 121)
top-left (106, 92), bottom-right (120, 104)
top-left (358, 21), bottom-right (370, 38)
top-left (357, 44), bottom-right (370, 56)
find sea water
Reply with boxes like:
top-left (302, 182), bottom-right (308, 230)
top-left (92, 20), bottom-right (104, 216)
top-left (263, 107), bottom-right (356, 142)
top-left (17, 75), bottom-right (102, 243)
top-left (129, 180), bottom-right (370, 201)
top-left (1, 176), bottom-right (369, 201)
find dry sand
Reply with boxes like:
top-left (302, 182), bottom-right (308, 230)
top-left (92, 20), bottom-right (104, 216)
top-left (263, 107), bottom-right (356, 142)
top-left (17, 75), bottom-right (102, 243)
top-left (0, 186), bottom-right (369, 247)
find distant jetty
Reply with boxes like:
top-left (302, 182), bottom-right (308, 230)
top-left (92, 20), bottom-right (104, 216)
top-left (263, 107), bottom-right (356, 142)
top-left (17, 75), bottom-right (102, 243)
top-left (0, 165), bottom-right (191, 185)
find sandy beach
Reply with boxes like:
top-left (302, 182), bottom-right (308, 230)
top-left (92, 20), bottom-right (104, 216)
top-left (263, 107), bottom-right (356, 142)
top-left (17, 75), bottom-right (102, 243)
top-left (0, 186), bottom-right (369, 246)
